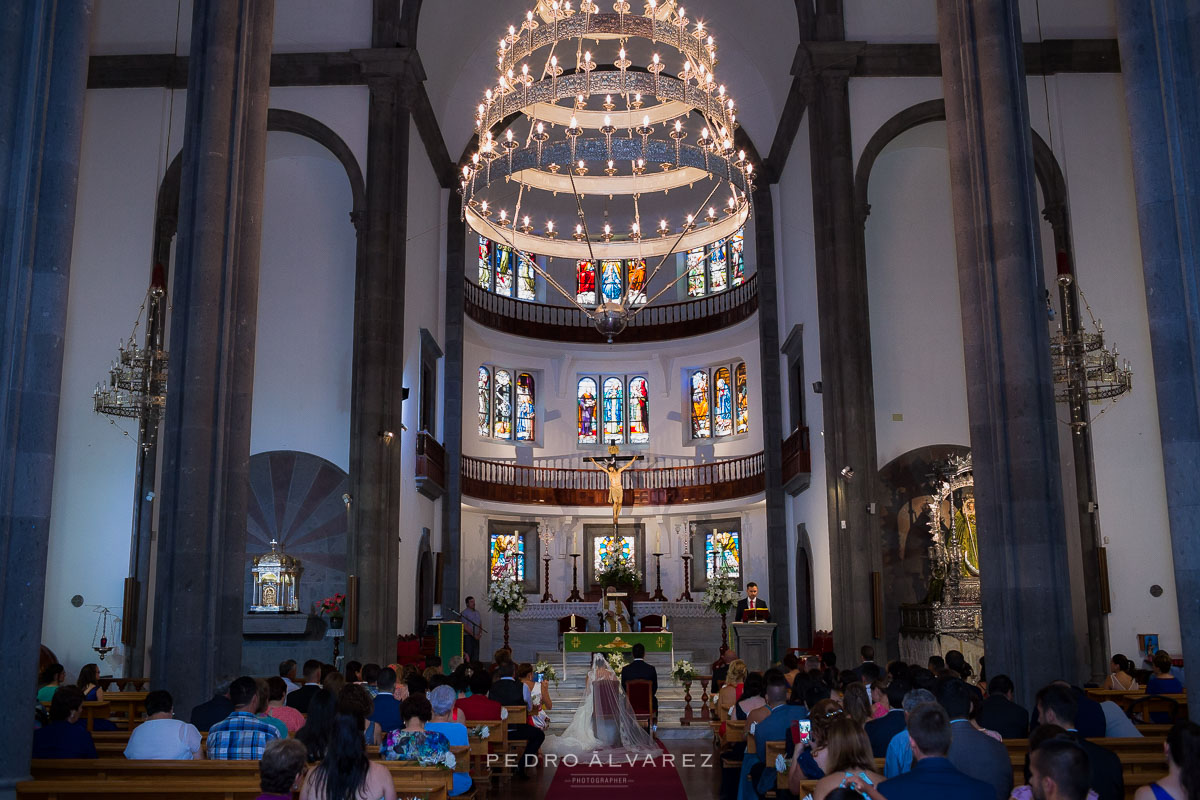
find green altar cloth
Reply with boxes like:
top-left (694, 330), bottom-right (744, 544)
top-left (561, 631), bottom-right (674, 676)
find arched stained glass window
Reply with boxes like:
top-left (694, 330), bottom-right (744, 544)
top-left (705, 530), bottom-right (741, 579)
top-left (477, 367), bottom-right (491, 437)
top-left (735, 362), bottom-right (749, 434)
top-left (714, 366), bottom-right (733, 437)
top-left (627, 259), bottom-right (647, 305)
top-left (628, 377), bottom-right (649, 444)
top-left (478, 236), bottom-right (492, 290)
top-left (686, 246), bottom-right (706, 297)
top-left (576, 260), bottom-right (596, 305)
top-left (517, 251), bottom-right (536, 301)
top-left (691, 370), bottom-right (711, 438)
top-left (709, 237), bottom-right (728, 293)
top-left (515, 373), bottom-right (535, 441)
top-left (730, 229), bottom-right (746, 286)
top-left (578, 377), bottom-right (599, 444)
top-left (600, 260), bottom-right (623, 303)
top-left (490, 532), bottom-right (525, 581)
top-left (602, 377), bottom-right (624, 443)
top-left (493, 369), bottom-right (513, 439)
top-left (494, 245), bottom-right (513, 296)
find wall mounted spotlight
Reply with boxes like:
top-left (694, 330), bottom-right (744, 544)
top-left (380, 430), bottom-right (395, 444)
top-left (812, 381), bottom-right (823, 393)
top-left (840, 466), bottom-right (855, 480)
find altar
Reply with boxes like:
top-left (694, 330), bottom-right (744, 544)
top-left (561, 631), bottom-right (674, 676)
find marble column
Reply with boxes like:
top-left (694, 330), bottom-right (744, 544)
top-left (1115, 0), bottom-right (1200, 715)
top-left (151, 0), bottom-right (274, 716)
top-left (0, 5), bottom-right (93, 794)
top-left (937, 0), bottom-right (1077, 703)
top-left (441, 191), bottom-right (466, 615)
top-left (806, 53), bottom-right (887, 664)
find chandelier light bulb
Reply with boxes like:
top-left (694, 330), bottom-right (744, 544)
top-left (547, 220), bottom-right (555, 232)
top-left (509, 24), bottom-right (515, 36)
top-left (537, 121), bottom-right (544, 134)
top-left (701, 127), bottom-right (709, 139)
top-left (643, 115), bottom-right (650, 127)
top-left (608, 159), bottom-right (614, 168)
top-left (653, 53), bottom-right (660, 65)
top-left (620, 47), bottom-right (626, 60)
top-left (635, 92), bottom-right (642, 103)
top-left (576, 223), bottom-right (583, 234)
top-left (604, 223), bottom-right (611, 234)
top-left (524, 215), bottom-right (531, 225)
top-left (604, 114), bottom-right (611, 127)
top-left (499, 209), bottom-right (507, 221)
top-left (570, 115), bottom-right (578, 128)
top-left (585, 51), bottom-right (592, 62)
top-left (550, 54), bottom-right (558, 68)
top-left (485, 88), bottom-right (493, 102)
top-left (481, 200), bottom-right (489, 212)
top-left (579, 159), bottom-right (585, 168)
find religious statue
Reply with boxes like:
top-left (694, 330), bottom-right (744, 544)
top-left (599, 585), bottom-right (631, 632)
top-left (586, 445), bottom-right (643, 529)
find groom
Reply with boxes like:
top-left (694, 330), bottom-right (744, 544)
top-left (620, 643), bottom-right (658, 716)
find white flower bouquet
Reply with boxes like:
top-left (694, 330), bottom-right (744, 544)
top-left (606, 652), bottom-right (628, 673)
top-left (671, 660), bottom-right (698, 681)
top-left (471, 725), bottom-right (490, 740)
top-left (702, 567), bottom-right (740, 615)
top-left (486, 574), bottom-right (527, 614)
top-left (533, 660), bottom-right (559, 686)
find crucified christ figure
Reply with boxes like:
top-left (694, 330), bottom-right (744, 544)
top-left (587, 450), bottom-right (642, 529)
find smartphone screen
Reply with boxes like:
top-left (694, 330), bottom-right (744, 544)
top-left (535, 672), bottom-right (543, 683)
top-left (797, 719), bottom-right (812, 743)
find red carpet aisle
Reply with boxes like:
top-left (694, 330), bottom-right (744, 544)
top-left (544, 741), bottom-right (692, 800)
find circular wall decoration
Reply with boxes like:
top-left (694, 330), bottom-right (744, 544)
top-left (1150, 584), bottom-right (1164, 597)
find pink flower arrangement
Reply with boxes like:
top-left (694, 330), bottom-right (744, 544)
top-left (318, 593), bottom-right (346, 617)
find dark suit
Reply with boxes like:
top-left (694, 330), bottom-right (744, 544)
top-left (865, 708), bottom-right (906, 758)
top-left (1078, 737), bottom-right (1125, 800)
top-left (285, 684), bottom-right (321, 714)
top-left (735, 597), bottom-right (771, 622)
top-left (947, 719), bottom-right (1013, 800)
top-left (976, 694), bottom-right (1029, 739)
top-left (189, 694), bottom-right (234, 732)
top-left (879, 756), bottom-right (995, 800)
top-left (488, 678), bottom-right (544, 771)
top-left (369, 693), bottom-right (402, 732)
top-left (621, 658), bottom-right (658, 712)
top-left (852, 660), bottom-right (875, 680)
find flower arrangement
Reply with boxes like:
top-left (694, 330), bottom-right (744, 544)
top-left (533, 660), bottom-right (559, 686)
top-left (471, 725), bottom-right (491, 740)
top-left (318, 593), bottom-right (346, 618)
top-left (595, 557), bottom-right (642, 592)
top-left (671, 660), bottom-right (698, 682)
top-left (486, 574), bottom-right (527, 614)
top-left (437, 751), bottom-right (457, 770)
top-left (702, 568), bottom-right (740, 616)
top-left (606, 652), bottom-right (628, 673)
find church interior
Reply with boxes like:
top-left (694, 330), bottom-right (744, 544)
top-left (3, 0), bottom-right (1198, 797)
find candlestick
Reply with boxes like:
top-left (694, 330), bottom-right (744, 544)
top-left (567, 552), bottom-right (584, 602)
top-left (650, 552), bottom-right (667, 601)
top-left (676, 554), bottom-right (694, 602)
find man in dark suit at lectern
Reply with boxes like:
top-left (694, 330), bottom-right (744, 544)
top-left (735, 582), bottom-right (771, 622)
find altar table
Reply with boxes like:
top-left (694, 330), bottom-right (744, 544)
top-left (561, 631), bottom-right (674, 677)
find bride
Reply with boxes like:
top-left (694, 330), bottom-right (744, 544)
top-left (544, 654), bottom-right (660, 756)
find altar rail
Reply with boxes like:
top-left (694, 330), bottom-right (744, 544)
top-left (464, 272), bottom-right (758, 343)
top-left (461, 451), bottom-right (765, 506)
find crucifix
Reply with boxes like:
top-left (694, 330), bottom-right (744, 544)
top-left (586, 443), bottom-right (644, 531)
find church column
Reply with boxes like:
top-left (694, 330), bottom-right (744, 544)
top-left (441, 192), bottom-right (466, 614)
top-left (0, 4), bottom-right (93, 795)
top-left (937, 0), bottom-right (1077, 702)
top-left (346, 41), bottom-right (414, 659)
top-left (151, 0), bottom-right (274, 714)
top-left (1115, 0), bottom-right (1200, 713)
top-left (805, 36), bottom-right (887, 662)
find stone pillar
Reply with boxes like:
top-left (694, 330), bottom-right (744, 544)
top-left (151, 0), bottom-right (274, 716)
top-left (442, 192), bottom-right (466, 614)
top-left (346, 44), bottom-right (413, 660)
top-left (0, 4), bottom-right (93, 794)
top-left (1115, 0), bottom-right (1200, 715)
top-left (937, 0), bottom-right (1077, 703)
top-left (806, 46), bottom-right (887, 663)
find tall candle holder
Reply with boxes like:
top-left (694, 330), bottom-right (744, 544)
top-left (676, 554), bottom-right (694, 602)
top-left (538, 520), bottom-right (557, 603)
top-left (650, 552), bottom-right (667, 601)
top-left (567, 553), bottom-right (584, 602)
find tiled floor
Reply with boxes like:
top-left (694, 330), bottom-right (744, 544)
top-left (489, 738), bottom-right (722, 799)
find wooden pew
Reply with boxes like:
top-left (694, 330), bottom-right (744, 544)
top-left (1085, 689), bottom-right (1187, 715)
top-left (103, 691), bottom-right (149, 728)
top-left (18, 779), bottom-right (448, 800)
top-left (97, 678), bottom-right (151, 692)
top-left (1004, 737), bottom-right (1167, 760)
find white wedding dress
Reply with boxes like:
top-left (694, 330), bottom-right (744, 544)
top-left (544, 654), bottom-right (660, 756)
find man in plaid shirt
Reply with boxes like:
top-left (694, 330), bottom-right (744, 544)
top-left (206, 676), bottom-right (281, 759)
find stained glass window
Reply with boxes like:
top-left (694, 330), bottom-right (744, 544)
top-left (494, 244), bottom-right (513, 296)
top-left (714, 366), bottom-right (733, 437)
top-left (686, 246), bottom-right (706, 297)
top-left (735, 362), bottom-right (749, 434)
top-left (628, 377), bottom-right (649, 444)
top-left (627, 259), bottom-right (647, 305)
top-left (478, 236), bottom-right (492, 290)
top-left (515, 373), bottom-right (535, 441)
top-left (730, 229), bottom-right (746, 286)
top-left (600, 260), bottom-right (623, 303)
top-left (517, 250), bottom-right (536, 301)
top-left (602, 377), bottom-right (624, 443)
top-left (493, 369), bottom-right (513, 439)
top-left (709, 237), bottom-right (728, 293)
top-left (691, 370), bottom-right (711, 438)
top-left (477, 367), bottom-right (491, 437)
top-left (576, 260), bottom-right (596, 305)
top-left (595, 535), bottom-right (634, 574)
top-left (578, 377), bottom-right (599, 444)
top-left (490, 532), bottom-right (525, 582)
top-left (705, 530), bottom-right (741, 579)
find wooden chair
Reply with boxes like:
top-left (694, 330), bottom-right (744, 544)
top-left (1127, 695), bottom-right (1186, 723)
top-left (638, 614), bottom-right (667, 632)
top-left (625, 679), bottom-right (655, 730)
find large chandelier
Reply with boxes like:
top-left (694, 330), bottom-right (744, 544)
top-left (93, 266), bottom-right (168, 439)
top-left (1050, 270), bottom-right (1132, 430)
top-left (460, 0), bottom-right (754, 340)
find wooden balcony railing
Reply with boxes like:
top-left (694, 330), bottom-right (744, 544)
top-left (461, 451), bottom-right (765, 506)
top-left (415, 432), bottom-right (446, 500)
top-left (464, 272), bottom-right (758, 343)
top-left (782, 427), bottom-right (812, 496)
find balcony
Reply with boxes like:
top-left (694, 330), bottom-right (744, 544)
top-left (461, 452), bottom-right (765, 507)
top-left (464, 272), bottom-right (758, 343)
top-left (415, 432), bottom-right (445, 500)
top-left (782, 427), bottom-right (812, 496)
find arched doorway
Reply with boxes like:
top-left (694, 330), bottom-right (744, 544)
top-left (415, 530), bottom-right (435, 632)
top-left (795, 524), bottom-right (815, 649)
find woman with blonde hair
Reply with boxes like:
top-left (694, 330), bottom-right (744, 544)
top-left (809, 717), bottom-right (884, 800)
top-left (716, 659), bottom-right (748, 721)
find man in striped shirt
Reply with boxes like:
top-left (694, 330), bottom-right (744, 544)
top-left (206, 676), bottom-right (281, 760)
